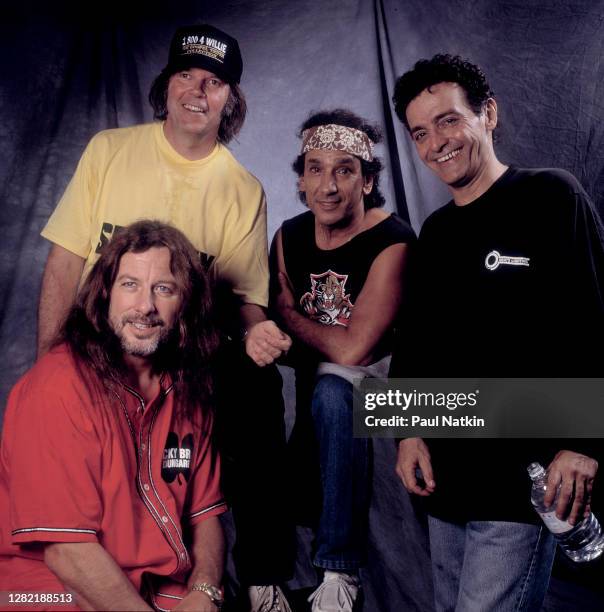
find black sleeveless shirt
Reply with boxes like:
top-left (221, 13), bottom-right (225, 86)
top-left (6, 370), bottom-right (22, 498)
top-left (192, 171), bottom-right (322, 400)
top-left (280, 211), bottom-right (415, 331)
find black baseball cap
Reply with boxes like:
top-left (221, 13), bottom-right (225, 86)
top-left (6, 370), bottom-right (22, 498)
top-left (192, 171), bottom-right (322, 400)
top-left (164, 24), bottom-right (243, 84)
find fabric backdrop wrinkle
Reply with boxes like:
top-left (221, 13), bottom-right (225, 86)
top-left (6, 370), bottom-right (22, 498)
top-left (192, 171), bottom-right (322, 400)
top-left (2, 2), bottom-right (604, 610)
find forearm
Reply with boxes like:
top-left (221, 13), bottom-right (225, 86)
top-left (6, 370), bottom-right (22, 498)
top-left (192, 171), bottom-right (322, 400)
top-left (281, 306), bottom-right (370, 366)
top-left (187, 517), bottom-right (224, 587)
top-left (38, 244), bottom-right (85, 357)
top-left (239, 303), bottom-right (267, 331)
top-left (173, 518), bottom-right (225, 611)
top-left (44, 542), bottom-right (152, 611)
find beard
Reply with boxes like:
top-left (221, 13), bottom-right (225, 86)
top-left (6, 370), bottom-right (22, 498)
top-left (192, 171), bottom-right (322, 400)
top-left (111, 313), bottom-right (174, 357)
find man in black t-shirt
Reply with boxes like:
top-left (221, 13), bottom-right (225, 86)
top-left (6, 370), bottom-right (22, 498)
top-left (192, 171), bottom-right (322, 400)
top-left (391, 55), bottom-right (604, 611)
top-left (271, 109), bottom-right (414, 612)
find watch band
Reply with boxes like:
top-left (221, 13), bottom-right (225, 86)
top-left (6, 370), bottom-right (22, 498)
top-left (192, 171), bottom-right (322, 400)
top-left (191, 583), bottom-right (224, 608)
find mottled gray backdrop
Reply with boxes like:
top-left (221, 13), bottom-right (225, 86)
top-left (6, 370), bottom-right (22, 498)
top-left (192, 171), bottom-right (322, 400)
top-left (2, 1), bottom-right (604, 610)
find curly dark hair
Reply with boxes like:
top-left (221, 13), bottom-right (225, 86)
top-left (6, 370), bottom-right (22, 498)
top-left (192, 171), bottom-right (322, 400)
top-left (54, 220), bottom-right (219, 421)
top-left (393, 54), bottom-right (494, 130)
top-left (148, 68), bottom-right (246, 144)
top-left (292, 108), bottom-right (386, 209)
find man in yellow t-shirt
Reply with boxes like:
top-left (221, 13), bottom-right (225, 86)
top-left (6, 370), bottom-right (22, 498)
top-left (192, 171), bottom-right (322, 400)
top-left (37, 23), bottom-right (294, 612)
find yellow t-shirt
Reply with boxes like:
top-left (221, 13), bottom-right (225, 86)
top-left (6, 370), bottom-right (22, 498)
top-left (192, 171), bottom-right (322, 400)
top-left (41, 122), bottom-right (269, 307)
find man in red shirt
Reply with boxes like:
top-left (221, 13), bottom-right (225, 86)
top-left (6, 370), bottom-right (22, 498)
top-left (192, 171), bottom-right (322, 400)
top-left (0, 220), bottom-right (226, 611)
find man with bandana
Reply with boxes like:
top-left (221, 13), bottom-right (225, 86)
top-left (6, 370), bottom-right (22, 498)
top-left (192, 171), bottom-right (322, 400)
top-left (272, 109), bottom-right (415, 612)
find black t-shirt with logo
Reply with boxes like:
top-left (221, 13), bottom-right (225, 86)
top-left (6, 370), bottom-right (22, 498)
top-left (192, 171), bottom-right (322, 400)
top-left (390, 166), bottom-right (604, 523)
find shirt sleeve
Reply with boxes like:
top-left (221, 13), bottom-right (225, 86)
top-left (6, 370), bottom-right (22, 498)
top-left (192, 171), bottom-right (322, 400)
top-left (215, 189), bottom-right (269, 308)
top-left (182, 422), bottom-right (226, 527)
top-left (4, 368), bottom-right (102, 544)
top-left (40, 136), bottom-right (99, 259)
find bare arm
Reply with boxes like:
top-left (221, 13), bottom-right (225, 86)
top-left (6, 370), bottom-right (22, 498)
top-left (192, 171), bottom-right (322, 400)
top-left (173, 516), bottom-right (225, 611)
top-left (240, 303), bottom-right (291, 367)
top-left (274, 228), bottom-right (409, 366)
top-left (44, 542), bottom-right (152, 611)
top-left (38, 244), bottom-right (85, 357)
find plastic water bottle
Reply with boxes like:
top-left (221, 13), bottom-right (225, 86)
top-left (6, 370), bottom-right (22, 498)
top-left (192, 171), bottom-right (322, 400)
top-left (528, 462), bottom-right (604, 562)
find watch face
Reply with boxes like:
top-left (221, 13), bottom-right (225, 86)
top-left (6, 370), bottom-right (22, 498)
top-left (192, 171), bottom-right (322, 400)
top-left (206, 585), bottom-right (222, 600)
top-left (193, 583), bottom-right (223, 606)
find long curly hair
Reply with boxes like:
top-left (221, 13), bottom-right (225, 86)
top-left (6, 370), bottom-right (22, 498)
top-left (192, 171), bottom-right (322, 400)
top-left (393, 54), bottom-right (495, 131)
top-left (54, 220), bottom-right (219, 420)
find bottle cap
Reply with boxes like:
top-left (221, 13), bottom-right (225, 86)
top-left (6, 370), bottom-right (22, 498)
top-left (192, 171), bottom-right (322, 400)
top-left (527, 462), bottom-right (545, 480)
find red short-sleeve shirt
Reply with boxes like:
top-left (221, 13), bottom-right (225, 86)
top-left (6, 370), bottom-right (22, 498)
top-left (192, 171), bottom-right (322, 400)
top-left (0, 345), bottom-right (226, 607)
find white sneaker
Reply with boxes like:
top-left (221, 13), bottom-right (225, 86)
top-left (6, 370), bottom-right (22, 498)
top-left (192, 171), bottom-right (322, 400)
top-left (248, 585), bottom-right (293, 612)
top-left (308, 571), bottom-right (360, 612)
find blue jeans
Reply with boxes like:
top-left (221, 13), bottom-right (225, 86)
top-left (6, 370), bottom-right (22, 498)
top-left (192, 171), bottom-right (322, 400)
top-left (428, 516), bottom-right (556, 612)
top-left (311, 374), bottom-right (371, 571)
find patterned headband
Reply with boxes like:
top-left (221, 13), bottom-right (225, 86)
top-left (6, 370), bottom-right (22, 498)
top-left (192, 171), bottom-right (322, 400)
top-left (301, 124), bottom-right (374, 162)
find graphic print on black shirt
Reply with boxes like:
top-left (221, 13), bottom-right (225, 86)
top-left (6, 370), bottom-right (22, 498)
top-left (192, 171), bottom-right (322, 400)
top-left (300, 270), bottom-right (353, 327)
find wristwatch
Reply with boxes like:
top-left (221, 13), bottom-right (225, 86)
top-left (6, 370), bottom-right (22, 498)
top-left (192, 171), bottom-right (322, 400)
top-left (191, 583), bottom-right (224, 609)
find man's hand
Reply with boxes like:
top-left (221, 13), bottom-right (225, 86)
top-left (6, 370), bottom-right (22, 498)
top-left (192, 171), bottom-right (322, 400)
top-left (172, 590), bottom-right (217, 611)
top-left (544, 450), bottom-right (598, 525)
top-left (244, 319), bottom-right (292, 367)
top-left (396, 438), bottom-right (436, 496)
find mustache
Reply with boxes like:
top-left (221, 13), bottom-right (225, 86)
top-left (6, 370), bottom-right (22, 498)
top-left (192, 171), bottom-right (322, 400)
top-left (122, 314), bottom-right (165, 327)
